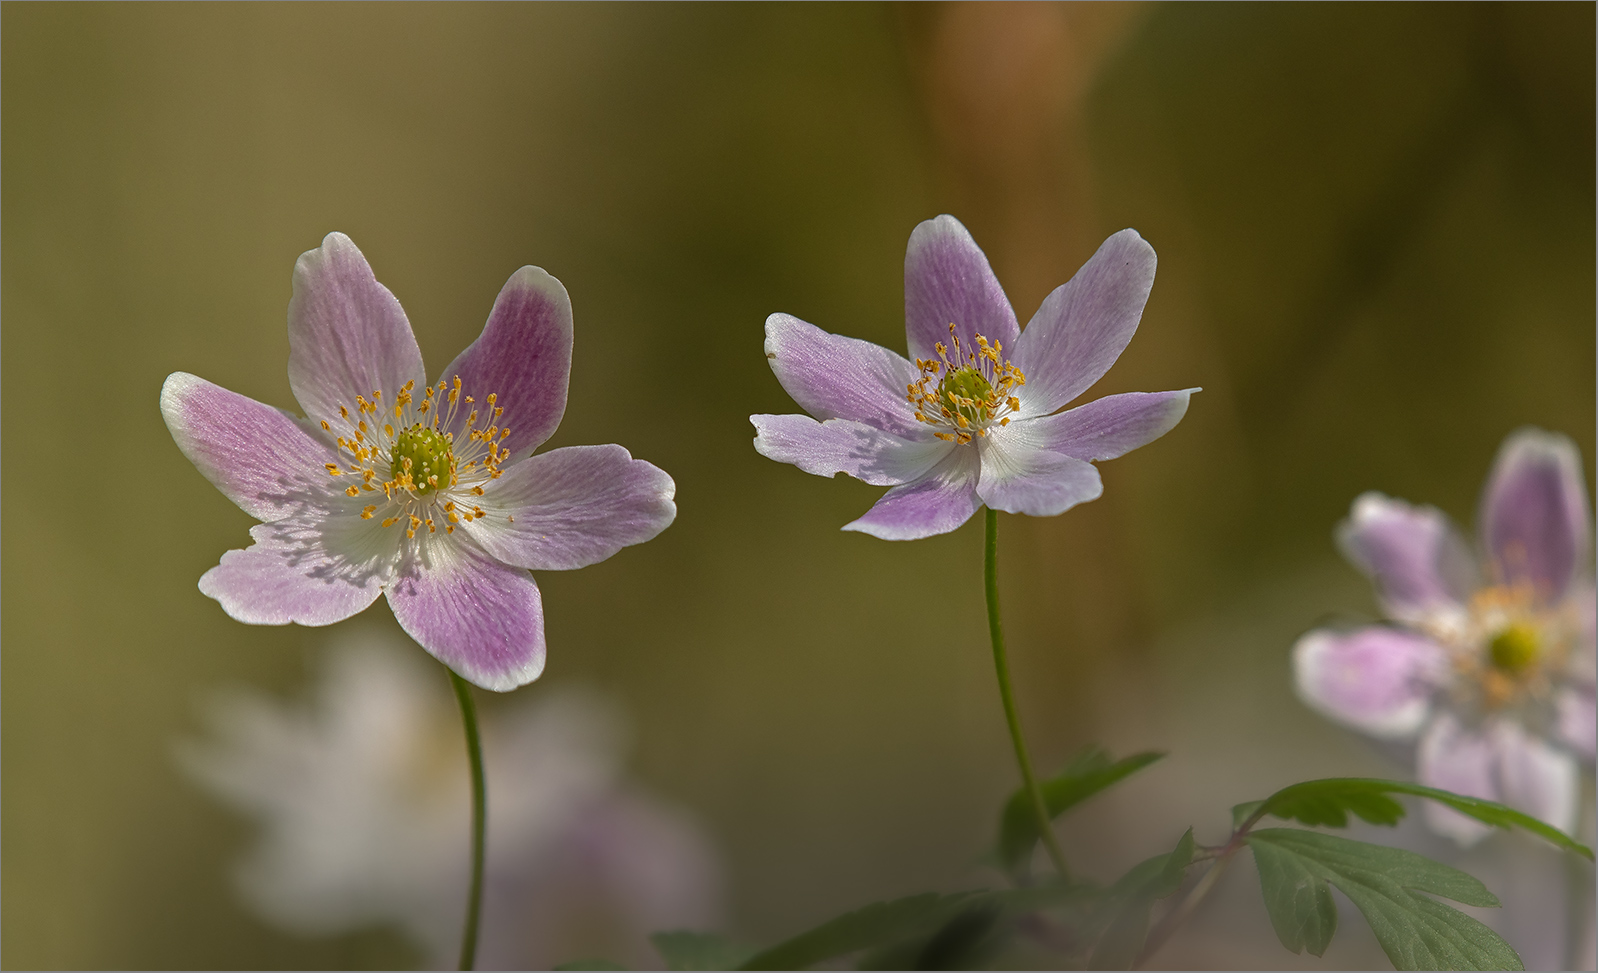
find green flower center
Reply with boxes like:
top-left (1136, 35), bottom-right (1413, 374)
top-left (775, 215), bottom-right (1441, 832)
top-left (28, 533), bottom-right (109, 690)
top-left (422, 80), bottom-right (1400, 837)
top-left (937, 366), bottom-right (995, 428)
top-left (389, 424), bottom-right (454, 495)
top-left (1488, 622), bottom-right (1539, 674)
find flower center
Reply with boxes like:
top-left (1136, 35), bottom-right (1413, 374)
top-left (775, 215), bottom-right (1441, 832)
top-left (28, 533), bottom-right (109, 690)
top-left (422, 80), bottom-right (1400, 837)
top-left (390, 425), bottom-right (453, 495)
top-left (907, 324), bottom-right (1025, 445)
top-left (320, 376), bottom-right (514, 539)
top-left (1488, 622), bottom-right (1539, 675)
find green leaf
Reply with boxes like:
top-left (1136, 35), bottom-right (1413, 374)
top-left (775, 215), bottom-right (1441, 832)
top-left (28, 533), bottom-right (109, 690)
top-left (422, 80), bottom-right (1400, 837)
top-left (552, 961), bottom-right (629, 971)
top-left (737, 892), bottom-right (981, 970)
top-left (997, 749), bottom-right (1166, 873)
top-left (1245, 829), bottom-right (1522, 970)
top-left (1087, 828), bottom-right (1195, 970)
top-left (1251, 778), bottom-right (1594, 861)
top-left (652, 931), bottom-right (756, 971)
top-left (1231, 800), bottom-right (1265, 831)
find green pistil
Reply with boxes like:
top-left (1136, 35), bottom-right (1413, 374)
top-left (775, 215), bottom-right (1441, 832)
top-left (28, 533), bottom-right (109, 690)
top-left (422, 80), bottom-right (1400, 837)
top-left (391, 424), bottom-right (453, 495)
top-left (938, 366), bottom-right (994, 427)
top-left (1489, 622), bottom-right (1539, 674)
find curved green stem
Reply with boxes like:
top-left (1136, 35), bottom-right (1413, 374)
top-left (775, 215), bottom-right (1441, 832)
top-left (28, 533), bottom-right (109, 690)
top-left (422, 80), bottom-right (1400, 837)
top-left (449, 669), bottom-right (486, 972)
top-left (984, 508), bottom-right (1070, 880)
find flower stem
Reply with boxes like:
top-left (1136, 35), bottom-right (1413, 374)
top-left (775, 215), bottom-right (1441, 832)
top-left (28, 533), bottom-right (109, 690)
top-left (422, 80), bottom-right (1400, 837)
top-left (448, 669), bottom-right (487, 972)
top-left (984, 507), bottom-right (1070, 881)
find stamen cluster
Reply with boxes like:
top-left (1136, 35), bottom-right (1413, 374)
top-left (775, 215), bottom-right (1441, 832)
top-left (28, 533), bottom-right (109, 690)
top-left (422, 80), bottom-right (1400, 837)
top-left (321, 376), bottom-right (514, 539)
top-left (906, 323), bottom-right (1026, 444)
top-left (1421, 583), bottom-right (1572, 713)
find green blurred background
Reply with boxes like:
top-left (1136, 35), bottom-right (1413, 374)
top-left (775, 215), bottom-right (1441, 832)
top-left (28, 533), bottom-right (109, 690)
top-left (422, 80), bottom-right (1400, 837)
top-left (3, 2), bottom-right (1592, 968)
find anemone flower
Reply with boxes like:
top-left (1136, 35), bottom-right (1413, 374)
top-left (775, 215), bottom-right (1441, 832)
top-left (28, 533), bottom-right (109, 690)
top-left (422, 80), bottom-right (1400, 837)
top-left (1295, 428), bottom-right (1596, 843)
top-left (162, 233), bottom-right (676, 691)
top-left (751, 215), bottom-right (1195, 540)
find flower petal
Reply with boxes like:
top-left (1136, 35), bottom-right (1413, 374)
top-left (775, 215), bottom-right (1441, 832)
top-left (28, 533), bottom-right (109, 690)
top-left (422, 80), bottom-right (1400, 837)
top-left (903, 215), bottom-right (1019, 363)
top-left (975, 432), bottom-right (1102, 518)
top-left (287, 232), bottom-right (426, 425)
top-left (1010, 229), bottom-right (1157, 416)
top-left (1556, 687), bottom-right (1595, 760)
top-left (463, 444), bottom-right (676, 572)
top-left (437, 266), bottom-right (573, 459)
top-left (162, 372), bottom-right (344, 522)
top-left (1492, 720), bottom-right (1578, 834)
top-left (1479, 428), bottom-right (1591, 600)
top-left (1417, 713), bottom-right (1497, 845)
top-left (197, 517), bottom-right (397, 626)
top-left (1015, 388), bottom-right (1196, 462)
top-left (750, 414), bottom-right (950, 486)
top-left (843, 446), bottom-right (981, 540)
top-left (1336, 493), bottom-right (1478, 622)
top-left (763, 313), bottom-right (921, 437)
top-left (386, 535), bottom-right (545, 692)
top-left (1292, 627), bottom-right (1448, 739)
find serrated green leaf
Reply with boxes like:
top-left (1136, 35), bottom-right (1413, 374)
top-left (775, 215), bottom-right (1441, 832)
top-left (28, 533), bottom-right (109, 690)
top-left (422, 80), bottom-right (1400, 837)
top-left (1245, 829), bottom-right (1522, 970)
top-left (1250, 778), bottom-right (1594, 860)
top-left (737, 892), bottom-right (981, 970)
top-left (997, 749), bottom-right (1166, 873)
top-left (652, 931), bottom-right (756, 971)
top-left (1231, 800), bottom-right (1265, 830)
top-left (1087, 829), bottom-right (1195, 970)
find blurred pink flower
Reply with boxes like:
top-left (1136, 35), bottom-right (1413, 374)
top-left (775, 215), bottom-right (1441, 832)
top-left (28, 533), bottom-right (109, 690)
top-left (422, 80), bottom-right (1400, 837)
top-left (1295, 428), bottom-right (1595, 844)
top-left (179, 631), bottom-right (721, 969)
top-left (751, 215), bottom-right (1195, 539)
top-left (162, 233), bottom-right (675, 691)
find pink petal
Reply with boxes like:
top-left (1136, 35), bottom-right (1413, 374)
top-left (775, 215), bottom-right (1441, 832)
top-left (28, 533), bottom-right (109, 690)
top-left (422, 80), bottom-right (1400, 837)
top-left (161, 372), bottom-right (343, 523)
top-left (843, 447), bottom-right (982, 541)
top-left (1018, 389), bottom-right (1196, 462)
top-left (386, 535), bottom-right (545, 692)
top-left (1479, 428), bottom-right (1591, 601)
top-left (1337, 493), bottom-right (1477, 622)
top-left (463, 445), bottom-right (676, 572)
top-left (197, 520), bottom-right (392, 626)
top-left (903, 215), bottom-right (1019, 364)
top-left (1417, 714), bottom-right (1497, 846)
top-left (1492, 720), bottom-right (1578, 834)
top-left (1010, 229), bottom-right (1157, 417)
top-left (287, 233), bottom-right (426, 425)
top-left (750, 414), bottom-right (950, 486)
top-left (437, 266), bottom-right (573, 459)
top-left (1293, 627), bottom-right (1447, 739)
top-left (975, 432), bottom-right (1102, 517)
top-left (1556, 687), bottom-right (1595, 760)
top-left (763, 313), bottom-right (922, 437)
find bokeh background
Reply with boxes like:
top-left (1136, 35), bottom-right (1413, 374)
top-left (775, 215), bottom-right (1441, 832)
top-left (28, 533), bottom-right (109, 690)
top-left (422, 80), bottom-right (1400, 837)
top-left (3, 3), bottom-right (1593, 969)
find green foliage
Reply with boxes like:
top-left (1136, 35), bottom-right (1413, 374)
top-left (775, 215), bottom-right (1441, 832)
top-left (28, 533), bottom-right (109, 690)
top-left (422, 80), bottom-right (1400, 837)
top-left (1249, 778), bottom-right (1594, 860)
top-left (737, 892), bottom-right (983, 970)
top-left (552, 960), bottom-right (629, 971)
top-left (652, 931), bottom-right (757, 971)
top-left (1245, 829), bottom-right (1522, 971)
top-left (1086, 828), bottom-right (1195, 970)
top-left (996, 748), bottom-right (1166, 874)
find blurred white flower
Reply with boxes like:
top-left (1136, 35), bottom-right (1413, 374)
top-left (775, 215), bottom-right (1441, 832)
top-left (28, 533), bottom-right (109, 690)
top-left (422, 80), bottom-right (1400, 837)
top-left (179, 629), bottom-right (721, 969)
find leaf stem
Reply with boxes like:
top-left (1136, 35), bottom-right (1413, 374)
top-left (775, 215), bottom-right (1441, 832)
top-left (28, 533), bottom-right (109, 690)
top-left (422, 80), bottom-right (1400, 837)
top-left (984, 507), bottom-right (1070, 881)
top-left (449, 669), bottom-right (487, 972)
top-left (1135, 820), bottom-right (1256, 967)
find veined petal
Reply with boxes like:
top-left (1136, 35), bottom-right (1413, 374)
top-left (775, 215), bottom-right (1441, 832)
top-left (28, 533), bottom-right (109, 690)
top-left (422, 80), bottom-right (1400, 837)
top-left (1556, 687), bottom-right (1595, 760)
top-left (197, 515), bottom-right (397, 626)
top-left (1016, 388), bottom-right (1196, 462)
top-left (1491, 720), bottom-right (1578, 835)
top-left (438, 266), bottom-right (573, 458)
top-left (1011, 229), bottom-right (1157, 417)
top-left (463, 444), bottom-right (676, 572)
top-left (1292, 627), bottom-right (1448, 739)
top-left (763, 314), bottom-right (921, 437)
top-left (1479, 428), bottom-right (1591, 601)
top-left (287, 232), bottom-right (426, 425)
top-left (386, 534), bottom-right (545, 692)
top-left (750, 414), bottom-right (950, 486)
top-left (1417, 714), bottom-right (1497, 846)
top-left (1336, 493), bottom-right (1478, 622)
top-left (843, 446), bottom-right (981, 540)
top-left (903, 215), bottom-right (1019, 363)
top-left (975, 431), bottom-right (1102, 517)
top-left (161, 372), bottom-right (343, 522)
